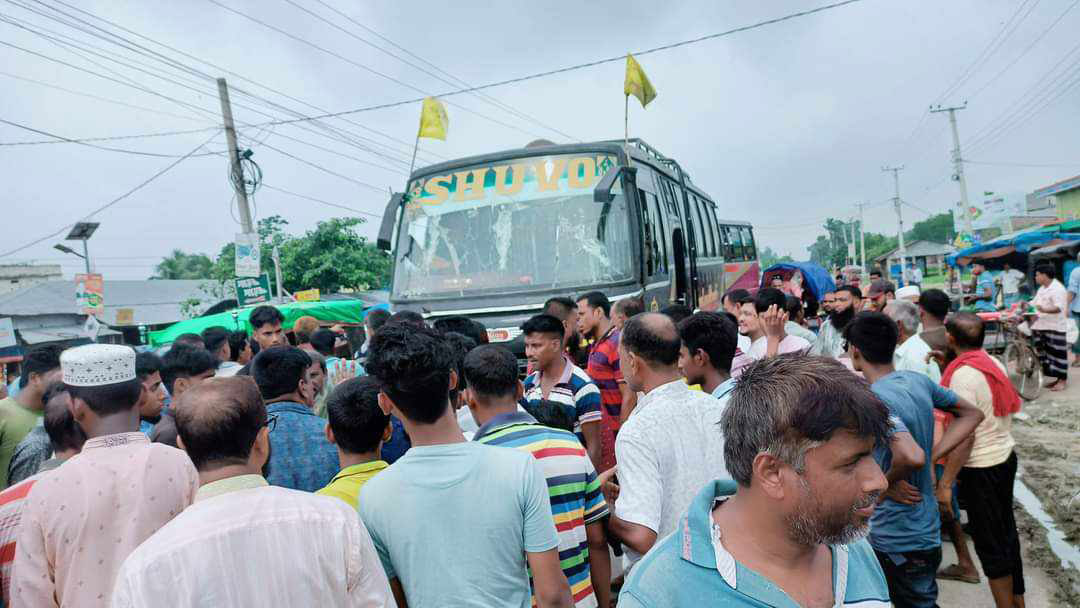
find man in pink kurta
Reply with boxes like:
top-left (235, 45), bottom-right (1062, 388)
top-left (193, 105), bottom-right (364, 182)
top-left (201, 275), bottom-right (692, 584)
top-left (10, 345), bottom-right (198, 607)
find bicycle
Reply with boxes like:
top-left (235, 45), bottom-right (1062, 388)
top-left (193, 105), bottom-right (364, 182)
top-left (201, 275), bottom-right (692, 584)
top-left (998, 316), bottom-right (1044, 401)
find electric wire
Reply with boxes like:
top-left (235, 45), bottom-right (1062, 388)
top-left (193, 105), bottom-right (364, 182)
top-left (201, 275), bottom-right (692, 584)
top-left (0, 117), bottom-right (222, 157)
top-left (0, 131), bottom-right (220, 258)
top-left (261, 183), bottom-right (381, 218)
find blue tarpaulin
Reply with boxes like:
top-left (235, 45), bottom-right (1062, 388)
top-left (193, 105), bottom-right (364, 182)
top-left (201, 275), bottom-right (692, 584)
top-left (761, 262), bottom-right (837, 300)
top-left (947, 230), bottom-right (1080, 266)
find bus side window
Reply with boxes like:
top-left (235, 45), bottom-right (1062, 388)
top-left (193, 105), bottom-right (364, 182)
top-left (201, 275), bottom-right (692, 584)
top-left (646, 191), bottom-right (669, 276)
top-left (726, 226), bottom-right (745, 261)
top-left (701, 200), bottom-right (717, 257)
top-left (638, 188), bottom-right (656, 276)
top-left (718, 223), bottom-right (731, 260)
top-left (690, 196), bottom-right (707, 261)
top-left (740, 226), bottom-right (757, 260)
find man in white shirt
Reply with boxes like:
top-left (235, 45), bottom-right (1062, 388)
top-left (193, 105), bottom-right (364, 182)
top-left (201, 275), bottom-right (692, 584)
top-left (1031, 263), bottom-right (1069, 391)
top-left (885, 300), bottom-right (941, 382)
top-left (601, 313), bottom-right (727, 565)
top-left (111, 377), bottom-right (394, 608)
top-left (999, 263), bottom-right (1025, 309)
top-left (739, 289), bottom-right (811, 360)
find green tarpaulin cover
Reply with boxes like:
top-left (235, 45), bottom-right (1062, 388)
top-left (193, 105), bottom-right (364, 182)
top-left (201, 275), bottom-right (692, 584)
top-left (148, 300), bottom-right (385, 346)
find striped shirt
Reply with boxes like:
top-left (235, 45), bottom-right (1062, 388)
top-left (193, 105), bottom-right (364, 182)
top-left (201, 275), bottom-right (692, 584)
top-left (0, 474), bottom-right (38, 606)
top-left (585, 327), bottom-right (623, 424)
top-left (475, 412), bottom-right (609, 608)
top-left (522, 357), bottom-right (602, 441)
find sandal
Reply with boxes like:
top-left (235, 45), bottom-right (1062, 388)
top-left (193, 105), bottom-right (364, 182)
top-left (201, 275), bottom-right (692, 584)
top-left (937, 563), bottom-right (980, 584)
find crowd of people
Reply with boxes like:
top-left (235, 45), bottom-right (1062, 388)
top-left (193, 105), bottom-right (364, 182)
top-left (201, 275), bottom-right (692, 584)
top-left (0, 276), bottom-right (1031, 607)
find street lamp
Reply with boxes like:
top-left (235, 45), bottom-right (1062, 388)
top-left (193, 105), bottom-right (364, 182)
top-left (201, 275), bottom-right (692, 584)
top-left (59, 222), bottom-right (99, 274)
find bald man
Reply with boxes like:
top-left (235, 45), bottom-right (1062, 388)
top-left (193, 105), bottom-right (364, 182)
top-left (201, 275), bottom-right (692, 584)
top-left (600, 313), bottom-right (729, 565)
top-left (112, 377), bottom-right (394, 607)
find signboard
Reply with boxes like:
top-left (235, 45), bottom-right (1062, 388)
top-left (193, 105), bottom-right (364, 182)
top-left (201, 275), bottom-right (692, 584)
top-left (235, 275), bottom-right (271, 306)
top-left (75, 273), bottom-right (104, 315)
top-left (953, 192), bottom-right (1025, 232)
top-left (235, 232), bottom-right (261, 278)
top-left (115, 308), bottom-right (134, 325)
top-left (0, 318), bottom-right (15, 349)
top-left (294, 288), bottom-right (320, 302)
top-left (83, 315), bottom-right (101, 341)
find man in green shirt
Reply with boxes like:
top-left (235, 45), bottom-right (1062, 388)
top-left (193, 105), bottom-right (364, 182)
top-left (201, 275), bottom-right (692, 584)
top-left (0, 344), bottom-right (64, 488)
top-left (317, 376), bottom-right (390, 509)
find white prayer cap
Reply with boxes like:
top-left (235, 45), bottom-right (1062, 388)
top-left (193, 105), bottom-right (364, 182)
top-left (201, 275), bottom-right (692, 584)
top-left (896, 285), bottom-right (920, 301)
top-left (61, 344), bottom-right (136, 387)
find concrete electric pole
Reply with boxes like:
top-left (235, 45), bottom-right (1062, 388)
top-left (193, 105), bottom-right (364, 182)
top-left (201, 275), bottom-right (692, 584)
top-left (217, 77), bottom-right (255, 235)
top-left (931, 103), bottom-right (972, 239)
top-left (883, 166), bottom-right (907, 285)
top-left (855, 202), bottom-right (867, 275)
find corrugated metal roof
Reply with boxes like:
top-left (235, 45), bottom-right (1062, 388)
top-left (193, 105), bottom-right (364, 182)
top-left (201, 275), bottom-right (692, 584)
top-left (0, 280), bottom-right (223, 326)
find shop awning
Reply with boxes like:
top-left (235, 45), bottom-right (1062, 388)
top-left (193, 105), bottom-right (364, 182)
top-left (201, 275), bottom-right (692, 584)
top-left (17, 326), bottom-right (121, 344)
top-left (947, 231), bottom-right (1080, 266)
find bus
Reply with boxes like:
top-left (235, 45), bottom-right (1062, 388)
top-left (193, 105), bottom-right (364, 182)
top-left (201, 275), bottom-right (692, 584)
top-left (376, 138), bottom-right (759, 346)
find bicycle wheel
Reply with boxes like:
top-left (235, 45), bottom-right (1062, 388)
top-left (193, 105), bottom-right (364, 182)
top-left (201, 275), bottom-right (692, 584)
top-left (1003, 342), bottom-right (1042, 401)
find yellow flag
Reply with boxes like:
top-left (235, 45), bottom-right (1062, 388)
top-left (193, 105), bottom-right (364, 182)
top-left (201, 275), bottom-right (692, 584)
top-left (417, 97), bottom-right (448, 140)
top-left (624, 54), bottom-right (657, 108)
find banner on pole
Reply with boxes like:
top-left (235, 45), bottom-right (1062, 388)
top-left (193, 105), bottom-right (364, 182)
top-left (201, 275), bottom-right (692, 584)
top-left (235, 232), bottom-right (261, 278)
top-left (294, 288), bottom-right (320, 302)
top-left (235, 275), bottom-right (271, 307)
top-left (0, 318), bottom-right (15, 349)
top-left (75, 274), bottom-right (104, 315)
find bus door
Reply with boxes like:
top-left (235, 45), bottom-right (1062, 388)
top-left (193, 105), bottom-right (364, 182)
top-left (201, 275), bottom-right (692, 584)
top-left (655, 173), bottom-right (694, 307)
top-left (634, 166), bottom-right (673, 312)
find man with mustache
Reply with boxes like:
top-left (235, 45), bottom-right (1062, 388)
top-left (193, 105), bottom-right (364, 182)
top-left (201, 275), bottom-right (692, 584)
top-left (616, 355), bottom-right (893, 607)
top-left (811, 285), bottom-right (862, 359)
top-left (845, 312), bottom-right (984, 607)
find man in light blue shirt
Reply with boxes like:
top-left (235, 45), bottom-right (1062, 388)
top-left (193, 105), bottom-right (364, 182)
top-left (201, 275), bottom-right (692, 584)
top-left (357, 323), bottom-right (571, 608)
top-left (619, 355), bottom-right (892, 607)
top-left (1066, 252), bottom-right (1080, 360)
top-left (675, 311), bottom-right (738, 401)
top-left (845, 312), bottom-right (985, 607)
top-left (968, 263), bottom-right (997, 312)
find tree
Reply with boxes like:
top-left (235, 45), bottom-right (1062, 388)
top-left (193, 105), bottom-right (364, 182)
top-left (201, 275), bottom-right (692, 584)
top-left (152, 250), bottom-right (214, 280)
top-left (759, 246), bottom-right (794, 268)
top-left (907, 212), bottom-right (953, 244)
top-left (278, 218), bottom-right (391, 293)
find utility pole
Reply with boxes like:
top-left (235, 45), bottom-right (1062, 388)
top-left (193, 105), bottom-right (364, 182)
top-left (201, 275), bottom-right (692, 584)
top-left (272, 245), bottom-right (284, 302)
top-left (217, 78), bottom-right (255, 235)
top-left (883, 166), bottom-right (907, 285)
top-left (855, 202), bottom-right (867, 275)
top-left (931, 103), bottom-right (972, 239)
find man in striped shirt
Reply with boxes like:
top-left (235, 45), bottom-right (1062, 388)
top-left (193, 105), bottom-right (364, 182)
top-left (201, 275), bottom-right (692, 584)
top-left (521, 314), bottom-right (603, 472)
top-left (576, 291), bottom-right (634, 472)
top-left (466, 345), bottom-right (611, 608)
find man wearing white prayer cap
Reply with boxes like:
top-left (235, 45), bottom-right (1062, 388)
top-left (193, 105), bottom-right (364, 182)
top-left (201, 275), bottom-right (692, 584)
top-left (896, 285), bottom-right (921, 303)
top-left (11, 344), bottom-right (199, 608)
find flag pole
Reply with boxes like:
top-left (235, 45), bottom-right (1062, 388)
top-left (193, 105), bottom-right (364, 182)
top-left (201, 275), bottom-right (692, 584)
top-left (624, 94), bottom-right (629, 147)
top-left (408, 132), bottom-right (420, 178)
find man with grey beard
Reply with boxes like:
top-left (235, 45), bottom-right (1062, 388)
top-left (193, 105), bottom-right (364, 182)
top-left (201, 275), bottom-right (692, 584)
top-left (617, 355), bottom-right (892, 607)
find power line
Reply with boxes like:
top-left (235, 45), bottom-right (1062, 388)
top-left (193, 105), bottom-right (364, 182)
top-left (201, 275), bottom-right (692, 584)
top-left (261, 183), bottom-right (381, 218)
top-left (256, 140), bottom-right (388, 193)
top-left (0, 117), bottom-right (222, 157)
top-left (230, 0), bottom-right (867, 128)
top-left (0, 122), bottom-right (218, 146)
top-left (282, 0), bottom-right (577, 142)
top-left (205, 0), bottom-right (552, 141)
top-left (965, 159), bottom-right (1080, 168)
top-left (0, 131), bottom-right (219, 258)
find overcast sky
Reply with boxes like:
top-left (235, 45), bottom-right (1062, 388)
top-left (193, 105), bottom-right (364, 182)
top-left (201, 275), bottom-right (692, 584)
top-left (4, 0), bottom-right (1080, 280)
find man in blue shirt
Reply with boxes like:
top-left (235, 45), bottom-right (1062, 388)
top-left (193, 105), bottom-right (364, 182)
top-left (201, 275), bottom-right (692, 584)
top-left (1067, 252), bottom-right (1080, 362)
top-left (357, 324), bottom-right (572, 608)
top-left (967, 263), bottom-right (997, 312)
top-left (251, 346), bottom-right (339, 492)
top-left (845, 312), bottom-right (985, 607)
top-left (619, 355), bottom-right (892, 607)
top-left (676, 311), bottom-right (738, 400)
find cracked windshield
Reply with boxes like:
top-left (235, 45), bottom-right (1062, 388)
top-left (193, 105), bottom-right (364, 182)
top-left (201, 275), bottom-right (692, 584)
top-left (393, 153), bottom-right (632, 299)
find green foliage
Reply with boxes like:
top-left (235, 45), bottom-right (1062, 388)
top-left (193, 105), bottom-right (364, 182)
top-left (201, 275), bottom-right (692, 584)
top-left (759, 246), bottom-right (794, 268)
top-left (152, 249), bottom-right (214, 280)
top-left (158, 215), bottom-right (391, 295)
top-left (807, 212), bottom-right (953, 270)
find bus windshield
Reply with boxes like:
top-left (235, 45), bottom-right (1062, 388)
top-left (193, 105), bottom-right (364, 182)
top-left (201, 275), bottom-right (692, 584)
top-left (392, 152), bottom-right (633, 300)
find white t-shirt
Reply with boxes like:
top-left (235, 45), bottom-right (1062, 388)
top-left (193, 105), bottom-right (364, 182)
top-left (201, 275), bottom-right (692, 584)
top-left (893, 334), bottom-right (941, 383)
top-left (614, 380), bottom-right (727, 564)
top-left (1001, 269), bottom-right (1025, 295)
top-left (747, 334), bottom-right (811, 360)
top-left (1031, 279), bottom-right (1068, 332)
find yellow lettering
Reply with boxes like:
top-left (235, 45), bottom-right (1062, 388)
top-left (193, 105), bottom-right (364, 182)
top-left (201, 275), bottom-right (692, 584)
top-left (567, 157), bottom-right (596, 189)
top-left (534, 158), bottom-right (567, 192)
top-left (494, 163), bottom-right (526, 196)
top-left (418, 174), bottom-right (450, 205)
top-left (453, 169), bottom-right (487, 202)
